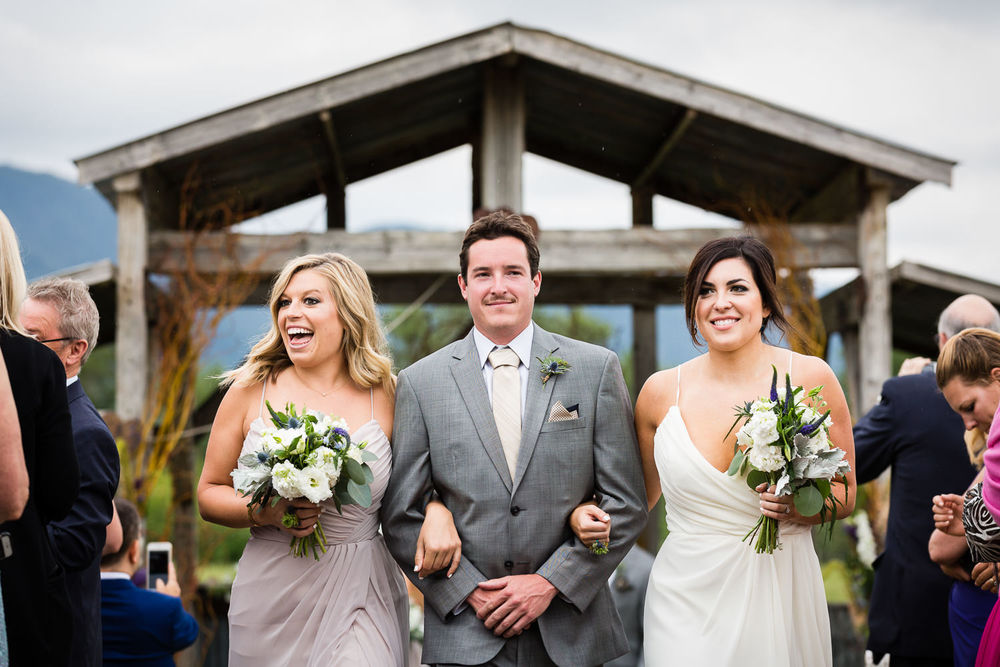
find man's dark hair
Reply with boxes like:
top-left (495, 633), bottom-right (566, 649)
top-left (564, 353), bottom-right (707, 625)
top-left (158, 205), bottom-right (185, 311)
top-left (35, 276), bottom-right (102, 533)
top-left (459, 211), bottom-right (540, 280)
top-left (101, 497), bottom-right (140, 567)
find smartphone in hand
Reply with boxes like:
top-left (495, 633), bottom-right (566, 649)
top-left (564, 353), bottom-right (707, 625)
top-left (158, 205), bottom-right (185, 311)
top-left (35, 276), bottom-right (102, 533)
top-left (146, 541), bottom-right (172, 590)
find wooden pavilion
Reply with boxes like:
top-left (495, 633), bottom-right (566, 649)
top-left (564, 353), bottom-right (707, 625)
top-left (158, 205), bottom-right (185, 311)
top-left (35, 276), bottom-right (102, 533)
top-left (74, 22), bottom-right (955, 420)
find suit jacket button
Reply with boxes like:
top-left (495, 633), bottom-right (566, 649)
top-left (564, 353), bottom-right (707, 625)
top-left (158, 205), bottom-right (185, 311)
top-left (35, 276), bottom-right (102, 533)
top-left (510, 506), bottom-right (521, 516)
top-left (504, 560), bottom-right (513, 569)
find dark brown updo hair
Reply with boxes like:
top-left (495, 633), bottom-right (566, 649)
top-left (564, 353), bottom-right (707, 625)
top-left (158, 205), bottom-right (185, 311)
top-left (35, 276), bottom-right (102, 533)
top-left (682, 237), bottom-right (796, 346)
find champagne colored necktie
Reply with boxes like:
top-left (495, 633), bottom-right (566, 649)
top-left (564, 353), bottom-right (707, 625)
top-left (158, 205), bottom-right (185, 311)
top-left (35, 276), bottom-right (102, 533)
top-left (489, 347), bottom-right (521, 478)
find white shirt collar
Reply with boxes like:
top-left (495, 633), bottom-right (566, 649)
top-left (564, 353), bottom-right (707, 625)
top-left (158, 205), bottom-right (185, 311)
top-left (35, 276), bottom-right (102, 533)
top-left (473, 324), bottom-right (534, 369)
top-left (100, 571), bottom-right (132, 580)
top-left (66, 375), bottom-right (79, 388)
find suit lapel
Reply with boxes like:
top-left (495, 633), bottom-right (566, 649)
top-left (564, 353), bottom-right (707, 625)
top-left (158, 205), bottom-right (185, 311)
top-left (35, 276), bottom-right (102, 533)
top-left (512, 324), bottom-right (559, 493)
top-left (449, 332), bottom-right (514, 492)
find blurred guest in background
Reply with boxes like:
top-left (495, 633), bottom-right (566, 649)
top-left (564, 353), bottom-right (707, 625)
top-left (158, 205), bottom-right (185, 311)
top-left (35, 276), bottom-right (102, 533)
top-left (0, 347), bottom-right (27, 666)
top-left (0, 208), bottom-right (79, 665)
top-left (929, 426), bottom-right (997, 667)
top-left (21, 276), bottom-right (121, 667)
top-left (100, 498), bottom-right (198, 666)
top-left (854, 294), bottom-right (999, 666)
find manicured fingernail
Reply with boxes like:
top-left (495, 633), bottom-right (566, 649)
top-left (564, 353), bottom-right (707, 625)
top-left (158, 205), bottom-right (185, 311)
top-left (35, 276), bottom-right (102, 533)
top-left (414, 565), bottom-right (419, 571)
top-left (447, 573), bottom-right (453, 579)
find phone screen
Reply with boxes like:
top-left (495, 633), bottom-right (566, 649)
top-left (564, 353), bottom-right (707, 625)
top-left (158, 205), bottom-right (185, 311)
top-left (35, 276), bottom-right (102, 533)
top-left (147, 548), bottom-right (169, 589)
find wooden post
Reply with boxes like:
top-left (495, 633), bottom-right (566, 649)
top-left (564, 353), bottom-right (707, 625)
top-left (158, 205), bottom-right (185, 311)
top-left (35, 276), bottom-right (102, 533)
top-left (631, 186), bottom-right (654, 227)
top-left (113, 172), bottom-right (149, 421)
top-left (841, 328), bottom-right (861, 419)
top-left (857, 184), bottom-right (891, 413)
top-left (319, 110), bottom-right (347, 229)
top-left (479, 59), bottom-right (524, 211)
top-left (632, 305), bottom-right (657, 396)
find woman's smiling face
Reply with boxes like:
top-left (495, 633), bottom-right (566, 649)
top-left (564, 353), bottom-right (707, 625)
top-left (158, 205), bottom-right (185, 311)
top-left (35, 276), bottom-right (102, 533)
top-left (695, 257), bottom-right (770, 351)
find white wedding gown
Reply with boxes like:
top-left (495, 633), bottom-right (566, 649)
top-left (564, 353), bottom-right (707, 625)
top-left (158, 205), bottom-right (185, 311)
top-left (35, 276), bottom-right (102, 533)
top-left (643, 403), bottom-right (832, 665)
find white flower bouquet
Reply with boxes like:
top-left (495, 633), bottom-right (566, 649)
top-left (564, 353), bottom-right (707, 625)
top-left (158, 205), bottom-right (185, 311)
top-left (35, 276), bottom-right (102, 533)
top-left (232, 401), bottom-right (378, 559)
top-left (726, 367), bottom-right (851, 554)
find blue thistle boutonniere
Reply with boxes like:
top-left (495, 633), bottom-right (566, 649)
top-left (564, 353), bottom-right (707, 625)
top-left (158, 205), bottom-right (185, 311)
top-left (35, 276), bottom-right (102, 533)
top-left (537, 355), bottom-right (571, 385)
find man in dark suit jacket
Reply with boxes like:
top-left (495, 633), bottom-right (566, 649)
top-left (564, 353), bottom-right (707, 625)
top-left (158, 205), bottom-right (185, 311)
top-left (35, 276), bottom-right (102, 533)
top-left (100, 499), bottom-right (198, 666)
top-left (0, 329), bottom-right (79, 665)
top-left (855, 294), bottom-right (1000, 666)
top-left (21, 277), bottom-right (120, 667)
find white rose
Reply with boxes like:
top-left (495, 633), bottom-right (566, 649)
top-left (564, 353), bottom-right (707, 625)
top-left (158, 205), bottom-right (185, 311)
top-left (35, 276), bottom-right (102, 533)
top-left (345, 445), bottom-right (365, 465)
top-left (746, 410), bottom-right (779, 447)
top-left (297, 466), bottom-right (333, 504)
top-left (307, 446), bottom-right (343, 485)
top-left (231, 466), bottom-right (270, 494)
top-left (271, 461), bottom-right (304, 500)
top-left (747, 443), bottom-right (786, 472)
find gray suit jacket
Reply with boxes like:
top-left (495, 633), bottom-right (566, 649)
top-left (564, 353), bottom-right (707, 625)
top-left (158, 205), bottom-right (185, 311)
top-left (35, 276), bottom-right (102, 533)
top-left (383, 324), bottom-right (648, 666)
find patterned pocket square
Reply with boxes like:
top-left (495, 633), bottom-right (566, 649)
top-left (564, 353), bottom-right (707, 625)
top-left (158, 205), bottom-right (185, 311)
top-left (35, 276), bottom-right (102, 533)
top-left (548, 401), bottom-right (579, 422)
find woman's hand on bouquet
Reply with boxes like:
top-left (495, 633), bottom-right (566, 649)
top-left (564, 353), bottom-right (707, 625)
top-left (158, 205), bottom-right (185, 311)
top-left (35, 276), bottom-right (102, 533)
top-left (257, 497), bottom-right (322, 538)
top-left (971, 562), bottom-right (1000, 594)
top-left (569, 502), bottom-right (611, 550)
top-left (932, 493), bottom-right (966, 536)
top-left (756, 483), bottom-right (801, 523)
top-left (414, 499), bottom-right (461, 579)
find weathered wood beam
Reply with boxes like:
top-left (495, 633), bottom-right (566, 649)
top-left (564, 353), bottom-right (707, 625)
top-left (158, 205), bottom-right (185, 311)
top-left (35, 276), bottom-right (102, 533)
top-left (512, 27), bottom-right (954, 185)
top-left (76, 25), bottom-right (517, 185)
top-left (791, 164), bottom-right (862, 223)
top-left (857, 185), bottom-right (891, 412)
top-left (632, 108), bottom-right (697, 189)
top-left (113, 172), bottom-right (149, 420)
top-left (480, 59), bottom-right (524, 211)
top-left (318, 110), bottom-right (347, 229)
top-left (149, 224), bottom-right (858, 278)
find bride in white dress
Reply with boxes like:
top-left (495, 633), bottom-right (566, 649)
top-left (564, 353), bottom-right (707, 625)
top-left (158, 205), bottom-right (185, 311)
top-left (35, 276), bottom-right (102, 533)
top-left (634, 237), bottom-right (856, 665)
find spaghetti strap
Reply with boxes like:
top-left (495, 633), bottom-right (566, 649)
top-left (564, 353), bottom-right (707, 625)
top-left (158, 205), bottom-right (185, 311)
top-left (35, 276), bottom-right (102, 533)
top-left (369, 386), bottom-right (375, 422)
top-left (675, 364), bottom-right (682, 406)
top-left (258, 377), bottom-right (268, 418)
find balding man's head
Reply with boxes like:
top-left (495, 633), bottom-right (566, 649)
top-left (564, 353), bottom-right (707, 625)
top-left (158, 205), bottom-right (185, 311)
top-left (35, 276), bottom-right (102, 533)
top-left (938, 294), bottom-right (1000, 346)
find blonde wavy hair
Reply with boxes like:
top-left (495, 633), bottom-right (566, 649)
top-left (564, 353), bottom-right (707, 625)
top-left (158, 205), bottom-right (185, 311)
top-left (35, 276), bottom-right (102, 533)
top-left (0, 209), bottom-right (28, 335)
top-left (223, 253), bottom-right (395, 396)
top-left (936, 327), bottom-right (1000, 390)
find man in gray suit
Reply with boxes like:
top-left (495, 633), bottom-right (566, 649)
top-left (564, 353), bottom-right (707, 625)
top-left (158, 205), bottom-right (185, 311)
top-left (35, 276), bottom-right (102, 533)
top-left (383, 211), bottom-right (648, 666)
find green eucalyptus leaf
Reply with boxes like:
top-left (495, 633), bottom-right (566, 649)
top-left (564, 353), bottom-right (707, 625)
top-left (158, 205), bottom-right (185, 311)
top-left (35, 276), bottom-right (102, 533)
top-left (361, 450), bottom-right (378, 463)
top-left (347, 479), bottom-right (373, 507)
top-left (726, 450), bottom-right (745, 476)
top-left (362, 464), bottom-right (374, 485)
top-left (794, 485), bottom-right (824, 516)
top-left (746, 469), bottom-right (770, 491)
top-left (344, 458), bottom-right (367, 484)
top-left (815, 478), bottom-right (831, 498)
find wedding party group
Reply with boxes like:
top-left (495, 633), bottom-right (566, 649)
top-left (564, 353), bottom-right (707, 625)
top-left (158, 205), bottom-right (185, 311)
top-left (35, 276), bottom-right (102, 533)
top-left (192, 209), bottom-right (858, 667)
top-left (11, 204), bottom-right (1000, 666)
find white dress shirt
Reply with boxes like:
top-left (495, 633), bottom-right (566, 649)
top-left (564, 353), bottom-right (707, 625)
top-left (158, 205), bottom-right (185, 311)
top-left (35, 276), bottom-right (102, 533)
top-left (473, 324), bottom-right (533, 419)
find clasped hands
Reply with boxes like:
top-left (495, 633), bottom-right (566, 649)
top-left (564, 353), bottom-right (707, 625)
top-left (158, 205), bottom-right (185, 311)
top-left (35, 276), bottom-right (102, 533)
top-left (467, 574), bottom-right (558, 638)
top-left (931, 493), bottom-right (1000, 593)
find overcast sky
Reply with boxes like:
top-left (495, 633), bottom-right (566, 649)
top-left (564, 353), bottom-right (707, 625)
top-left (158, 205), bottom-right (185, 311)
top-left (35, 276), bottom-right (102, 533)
top-left (1, 0), bottom-right (997, 285)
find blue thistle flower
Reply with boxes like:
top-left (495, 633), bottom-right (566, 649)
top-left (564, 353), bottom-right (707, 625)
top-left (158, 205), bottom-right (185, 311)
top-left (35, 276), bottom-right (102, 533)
top-left (256, 451), bottom-right (268, 463)
top-left (287, 416), bottom-right (302, 429)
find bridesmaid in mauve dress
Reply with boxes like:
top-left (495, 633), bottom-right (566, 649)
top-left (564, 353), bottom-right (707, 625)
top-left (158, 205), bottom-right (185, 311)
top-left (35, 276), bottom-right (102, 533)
top-left (197, 253), bottom-right (460, 666)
